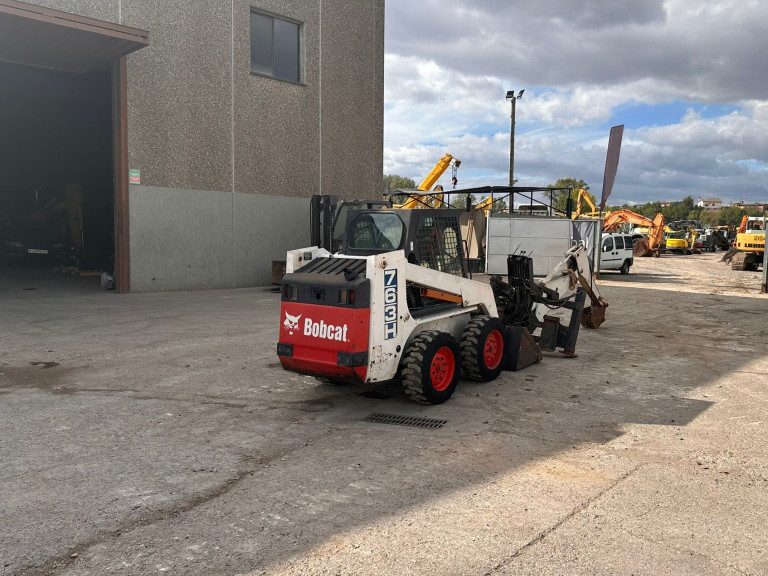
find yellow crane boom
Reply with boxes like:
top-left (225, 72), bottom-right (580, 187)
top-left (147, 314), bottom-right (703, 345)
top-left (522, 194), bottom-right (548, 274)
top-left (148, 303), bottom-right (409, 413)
top-left (417, 153), bottom-right (461, 191)
top-left (394, 154), bottom-right (461, 209)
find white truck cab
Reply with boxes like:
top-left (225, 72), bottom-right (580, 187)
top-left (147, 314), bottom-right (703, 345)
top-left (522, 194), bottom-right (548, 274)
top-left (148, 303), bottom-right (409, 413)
top-left (600, 233), bottom-right (634, 274)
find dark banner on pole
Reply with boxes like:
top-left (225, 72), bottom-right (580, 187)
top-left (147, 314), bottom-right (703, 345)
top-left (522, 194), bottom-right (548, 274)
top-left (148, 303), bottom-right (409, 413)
top-left (600, 125), bottom-right (624, 210)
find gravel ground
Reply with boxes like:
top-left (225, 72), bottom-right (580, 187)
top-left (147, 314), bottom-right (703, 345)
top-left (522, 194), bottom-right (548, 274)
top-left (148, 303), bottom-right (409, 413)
top-left (1, 255), bottom-right (767, 576)
top-left (598, 250), bottom-right (766, 297)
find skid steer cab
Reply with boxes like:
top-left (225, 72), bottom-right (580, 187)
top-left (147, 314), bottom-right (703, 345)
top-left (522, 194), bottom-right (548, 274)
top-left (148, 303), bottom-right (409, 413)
top-left (277, 244), bottom-right (508, 405)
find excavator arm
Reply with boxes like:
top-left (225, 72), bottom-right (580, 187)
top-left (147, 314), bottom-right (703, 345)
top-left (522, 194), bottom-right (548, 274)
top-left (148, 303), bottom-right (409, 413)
top-left (602, 209), bottom-right (665, 256)
top-left (602, 209), bottom-right (653, 232)
top-left (646, 213), bottom-right (666, 252)
top-left (572, 189), bottom-right (597, 219)
top-left (737, 215), bottom-right (748, 234)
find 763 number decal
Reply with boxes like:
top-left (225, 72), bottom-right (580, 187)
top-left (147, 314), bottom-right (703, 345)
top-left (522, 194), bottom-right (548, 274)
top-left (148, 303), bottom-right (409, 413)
top-left (384, 269), bottom-right (397, 340)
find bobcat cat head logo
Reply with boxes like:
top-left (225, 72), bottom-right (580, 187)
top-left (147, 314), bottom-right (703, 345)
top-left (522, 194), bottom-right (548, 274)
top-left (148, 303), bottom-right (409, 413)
top-left (283, 312), bottom-right (302, 335)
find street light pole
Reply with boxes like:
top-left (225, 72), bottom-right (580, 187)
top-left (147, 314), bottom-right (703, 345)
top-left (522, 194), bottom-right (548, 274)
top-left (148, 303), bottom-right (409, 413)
top-left (506, 89), bottom-right (524, 187)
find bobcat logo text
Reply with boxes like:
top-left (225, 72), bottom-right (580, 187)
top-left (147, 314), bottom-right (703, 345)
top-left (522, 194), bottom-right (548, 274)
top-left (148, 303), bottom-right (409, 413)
top-left (283, 311), bottom-right (349, 342)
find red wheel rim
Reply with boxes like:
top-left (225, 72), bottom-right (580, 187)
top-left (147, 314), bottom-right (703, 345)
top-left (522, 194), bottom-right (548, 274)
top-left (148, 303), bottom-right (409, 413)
top-left (429, 346), bottom-right (456, 392)
top-left (483, 329), bottom-right (504, 370)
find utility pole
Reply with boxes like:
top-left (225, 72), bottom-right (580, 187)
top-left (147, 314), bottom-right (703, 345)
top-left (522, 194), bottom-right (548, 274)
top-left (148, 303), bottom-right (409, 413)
top-left (506, 89), bottom-right (524, 187)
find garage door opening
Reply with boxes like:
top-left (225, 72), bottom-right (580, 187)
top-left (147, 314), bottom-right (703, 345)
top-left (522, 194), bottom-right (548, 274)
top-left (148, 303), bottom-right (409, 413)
top-left (0, 61), bottom-right (113, 284)
top-left (0, 0), bottom-right (148, 294)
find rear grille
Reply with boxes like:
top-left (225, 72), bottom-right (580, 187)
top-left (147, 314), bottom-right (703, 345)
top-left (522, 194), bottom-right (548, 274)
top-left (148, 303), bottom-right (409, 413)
top-left (363, 412), bottom-right (447, 429)
top-left (297, 257), bottom-right (367, 277)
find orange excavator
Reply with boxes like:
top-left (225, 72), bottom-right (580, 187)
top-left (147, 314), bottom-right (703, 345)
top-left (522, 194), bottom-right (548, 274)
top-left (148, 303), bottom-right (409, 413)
top-left (602, 209), bottom-right (665, 257)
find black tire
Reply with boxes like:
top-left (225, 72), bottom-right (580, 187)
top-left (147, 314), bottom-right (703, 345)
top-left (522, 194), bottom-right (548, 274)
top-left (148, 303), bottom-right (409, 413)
top-left (460, 315), bottom-right (506, 382)
top-left (619, 259), bottom-right (631, 275)
top-left (400, 331), bottom-right (460, 404)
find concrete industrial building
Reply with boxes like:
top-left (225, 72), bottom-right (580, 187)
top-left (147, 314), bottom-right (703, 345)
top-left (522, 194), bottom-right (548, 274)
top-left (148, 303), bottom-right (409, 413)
top-left (0, 0), bottom-right (384, 292)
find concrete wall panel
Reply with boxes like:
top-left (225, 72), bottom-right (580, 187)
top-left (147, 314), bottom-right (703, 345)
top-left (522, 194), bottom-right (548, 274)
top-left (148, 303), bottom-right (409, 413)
top-left (129, 186), bottom-right (235, 292)
top-left (129, 186), bottom-right (310, 291)
top-left (232, 193), bottom-right (310, 287)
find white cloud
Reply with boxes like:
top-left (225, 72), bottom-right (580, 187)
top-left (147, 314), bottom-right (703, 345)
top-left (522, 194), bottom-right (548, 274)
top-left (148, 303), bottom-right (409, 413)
top-left (386, 0), bottom-right (768, 102)
top-left (383, 1), bottom-right (768, 205)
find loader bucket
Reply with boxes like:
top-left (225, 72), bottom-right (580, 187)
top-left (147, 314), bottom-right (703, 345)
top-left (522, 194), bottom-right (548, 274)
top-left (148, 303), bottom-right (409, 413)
top-left (503, 326), bottom-right (542, 371)
top-left (633, 238), bottom-right (654, 257)
top-left (581, 302), bottom-right (607, 329)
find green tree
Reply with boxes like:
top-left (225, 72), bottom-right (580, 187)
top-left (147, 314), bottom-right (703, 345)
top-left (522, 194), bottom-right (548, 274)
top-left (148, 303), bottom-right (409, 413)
top-left (547, 178), bottom-right (593, 212)
top-left (663, 195), bottom-right (696, 222)
top-left (492, 196), bottom-right (509, 212)
top-left (716, 206), bottom-right (752, 226)
top-left (383, 174), bottom-right (418, 204)
top-left (451, 193), bottom-right (477, 209)
top-left (700, 210), bottom-right (718, 226)
top-left (639, 201), bottom-right (662, 219)
top-left (383, 174), bottom-right (416, 191)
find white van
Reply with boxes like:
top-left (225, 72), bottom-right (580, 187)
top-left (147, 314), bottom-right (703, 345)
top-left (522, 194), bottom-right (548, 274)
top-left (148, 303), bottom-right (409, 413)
top-left (600, 233), bottom-right (634, 274)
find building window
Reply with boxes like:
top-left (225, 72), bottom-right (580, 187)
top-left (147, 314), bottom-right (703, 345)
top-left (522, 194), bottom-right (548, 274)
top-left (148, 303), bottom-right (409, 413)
top-left (250, 11), bottom-right (302, 84)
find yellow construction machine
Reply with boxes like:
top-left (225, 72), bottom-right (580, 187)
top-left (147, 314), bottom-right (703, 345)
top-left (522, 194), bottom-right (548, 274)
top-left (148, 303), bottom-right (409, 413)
top-left (571, 189), bottom-right (600, 219)
top-left (664, 228), bottom-right (697, 254)
top-left (393, 154), bottom-right (461, 209)
top-left (722, 216), bottom-right (765, 270)
top-left (471, 194), bottom-right (504, 213)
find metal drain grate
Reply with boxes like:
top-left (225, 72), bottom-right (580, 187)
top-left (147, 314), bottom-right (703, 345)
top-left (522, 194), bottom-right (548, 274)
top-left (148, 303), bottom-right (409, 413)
top-left (363, 412), bottom-right (447, 429)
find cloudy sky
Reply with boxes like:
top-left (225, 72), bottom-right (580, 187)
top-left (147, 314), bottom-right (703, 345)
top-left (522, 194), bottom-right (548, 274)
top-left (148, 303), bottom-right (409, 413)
top-left (383, 0), bottom-right (768, 206)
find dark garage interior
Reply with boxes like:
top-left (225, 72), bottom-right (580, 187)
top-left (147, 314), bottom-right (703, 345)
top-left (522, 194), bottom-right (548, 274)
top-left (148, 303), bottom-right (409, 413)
top-left (0, 60), bottom-right (114, 286)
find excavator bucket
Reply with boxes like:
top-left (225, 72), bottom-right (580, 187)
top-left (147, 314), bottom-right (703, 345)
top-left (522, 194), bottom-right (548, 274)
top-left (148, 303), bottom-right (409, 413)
top-left (581, 302), bottom-right (607, 329)
top-left (632, 237), bottom-right (655, 257)
top-left (720, 246), bottom-right (738, 264)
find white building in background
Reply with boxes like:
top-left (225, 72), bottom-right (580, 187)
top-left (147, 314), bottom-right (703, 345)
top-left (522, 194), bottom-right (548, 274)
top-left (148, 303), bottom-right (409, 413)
top-left (697, 197), bottom-right (722, 210)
